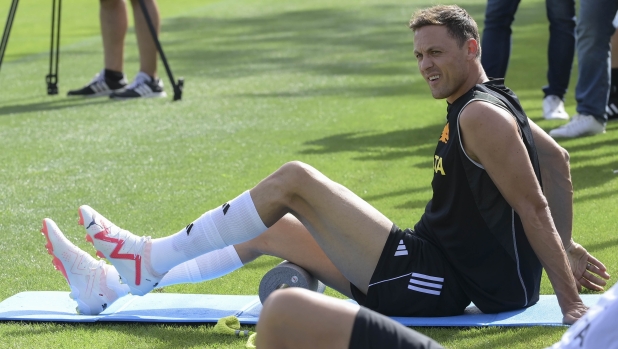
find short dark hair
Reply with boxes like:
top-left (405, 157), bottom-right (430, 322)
top-left (409, 5), bottom-right (481, 58)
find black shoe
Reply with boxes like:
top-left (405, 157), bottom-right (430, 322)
top-left (109, 72), bottom-right (166, 100)
top-left (67, 69), bottom-right (127, 97)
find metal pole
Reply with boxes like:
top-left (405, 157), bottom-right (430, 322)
top-left (46, 0), bottom-right (61, 95)
top-left (137, 0), bottom-right (183, 101)
top-left (0, 0), bottom-right (19, 73)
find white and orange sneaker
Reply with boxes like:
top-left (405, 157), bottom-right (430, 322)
top-left (41, 218), bottom-right (127, 315)
top-left (78, 205), bottom-right (165, 296)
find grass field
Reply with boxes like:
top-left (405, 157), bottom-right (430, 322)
top-left (0, 0), bottom-right (616, 348)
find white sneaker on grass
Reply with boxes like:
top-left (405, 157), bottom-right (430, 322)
top-left (543, 95), bottom-right (569, 120)
top-left (79, 205), bottom-right (166, 296)
top-left (41, 218), bottom-right (127, 315)
top-left (549, 114), bottom-right (606, 138)
top-left (110, 72), bottom-right (167, 100)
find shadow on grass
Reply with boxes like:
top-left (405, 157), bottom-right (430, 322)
top-left (362, 187), bottom-right (430, 201)
top-left (0, 98), bottom-right (110, 117)
top-left (582, 237), bottom-right (618, 254)
top-left (574, 188), bottom-right (618, 205)
top-left (300, 123), bottom-right (443, 159)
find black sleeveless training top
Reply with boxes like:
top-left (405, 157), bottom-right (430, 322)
top-left (414, 79), bottom-right (543, 313)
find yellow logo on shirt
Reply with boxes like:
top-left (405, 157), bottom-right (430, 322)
top-left (434, 155), bottom-right (445, 175)
top-left (439, 123), bottom-right (449, 143)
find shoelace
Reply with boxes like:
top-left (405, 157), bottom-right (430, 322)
top-left (88, 69), bottom-right (107, 84)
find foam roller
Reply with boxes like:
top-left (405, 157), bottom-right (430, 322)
top-left (258, 261), bottom-right (326, 303)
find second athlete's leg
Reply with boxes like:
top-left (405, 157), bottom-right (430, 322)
top-left (100, 0), bottom-right (127, 72)
top-left (130, 0), bottom-right (159, 77)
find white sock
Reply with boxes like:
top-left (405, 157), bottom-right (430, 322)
top-left (157, 246), bottom-right (244, 287)
top-left (150, 191), bottom-right (267, 274)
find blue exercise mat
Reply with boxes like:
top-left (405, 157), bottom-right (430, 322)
top-left (0, 291), bottom-right (601, 326)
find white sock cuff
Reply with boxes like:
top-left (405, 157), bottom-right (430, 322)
top-left (212, 190), bottom-right (268, 246)
top-left (158, 258), bottom-right (202, 288)
top-left (196, 245), bottom-right (244, 280)
top-left (157, 246), bottom-right (244, 287)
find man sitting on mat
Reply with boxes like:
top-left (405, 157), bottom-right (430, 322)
top-left (41, 5), bottom-right (609, 325)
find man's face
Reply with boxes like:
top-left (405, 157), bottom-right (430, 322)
top-left (413, 25), bottom-right (471, 102)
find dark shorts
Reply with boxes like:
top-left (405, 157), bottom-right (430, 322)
top-left (350, 225), bottom-right (470, 317)
top-left (348, 307), bottom-right (445, 349)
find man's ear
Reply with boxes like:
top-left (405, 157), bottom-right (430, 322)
top-left (466, 38), bottom-right (479, 60)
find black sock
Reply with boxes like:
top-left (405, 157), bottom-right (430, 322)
top-left (104, 69), bottom-right (124, 81)
top-left (104, 69), bottom-right (125, 89)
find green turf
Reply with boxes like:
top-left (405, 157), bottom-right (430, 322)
top-left (0, 0), bottom-right (616, 347)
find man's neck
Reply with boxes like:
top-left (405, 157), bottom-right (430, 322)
top-left (446, 65), bottom-right (488, 104)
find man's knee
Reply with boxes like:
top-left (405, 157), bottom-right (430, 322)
top-left (277, 161), bottom-right (318, 181)
top-left (258, 289), bottom-right (304, 335)
top-left (268, 161), bottom-right (320, 196)
top-left (261, 288), bottom-right (301, 317)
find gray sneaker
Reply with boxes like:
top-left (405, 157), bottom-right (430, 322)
top-left (549, 114), bottom-right (605, 138)
top-left (543, 95), bottom-right (569, 120)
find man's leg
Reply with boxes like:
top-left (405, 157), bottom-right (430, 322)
top-left (543, 0), bottom-right (575, 99)
top-left (574, 0), bottom-right (618, 122)
top-left (249, 162), bottom-right (392, 292)
top-left (480, 0), bottom-right (521, 78)
top-left (66, 0), bottom-right (127, 97)
top-left (82, 161), bottom-right (392, 295)
top-left (233, 214), bottom-right (354, 297)
top-left (100, 0), bottom-right (127, 73)
top-left (130, 0), bottom-right (159, 78)
top-left (257, 288), bottom-right (444, 349)
top-left (257, 288), bottom-right (359, 349)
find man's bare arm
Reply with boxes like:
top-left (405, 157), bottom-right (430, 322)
top-left (459, 101), bottom-right (585, 324)
top-left (527, 119), bottom-right (610, 291)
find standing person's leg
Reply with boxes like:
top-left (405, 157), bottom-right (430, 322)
top-left (109, 0), bottom-right (166, 99)
top-left (257, 288), bottom-right (445, 349)
top-left (81, 161), bottom-right (392, 296)
top-left (574, 0), bottom-right (618, 122)
top-left (480, 0), bottom-right (521, 78)
top-left (100, 0), bottom-right (128, 73)
top-left (549, 0), bottom-right (617, 138)
top-left (543, 0), bottom-right (575, 99)
top-left (606, 13), bottom-right (618, 120)
top-left (67, 0), bottom-right (128, 96)
top-left (130, 0), bottom-right (158, 78)
top-left (541, 0), bottom-right (575, 120)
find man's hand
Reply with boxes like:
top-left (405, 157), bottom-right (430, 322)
top-left (566, 241), bottom-right (610, 292)
top-left (562, 302), bottom-right (588, 325)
